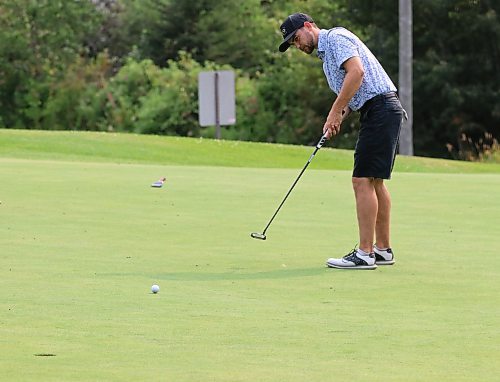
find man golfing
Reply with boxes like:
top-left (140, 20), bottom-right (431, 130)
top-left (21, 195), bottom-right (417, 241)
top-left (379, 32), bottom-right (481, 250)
top-left (279, 13), bottom-right (405, 270)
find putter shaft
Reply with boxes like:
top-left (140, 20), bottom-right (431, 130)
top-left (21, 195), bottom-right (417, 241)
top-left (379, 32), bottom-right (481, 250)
top-left (253, 134), bottom-right (328, 239)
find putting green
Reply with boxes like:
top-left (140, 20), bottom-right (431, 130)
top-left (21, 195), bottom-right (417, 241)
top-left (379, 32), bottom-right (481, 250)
top-left (0, 132), bottom-right (499, 381)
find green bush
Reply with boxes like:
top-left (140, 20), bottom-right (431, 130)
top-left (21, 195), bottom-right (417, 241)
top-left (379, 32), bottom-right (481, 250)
top-left (100, 57), bottom-right (166, 132)
top-left (42, 53), bottom-right (113, 131)
top-left (133, 53), bottom-right (202, 136)
top-left (225, 74), bottom-right (271, 142)
top-left (255, 52), bottom-right (358, 147)
top-left (105, 52), bottom-right (265, 140)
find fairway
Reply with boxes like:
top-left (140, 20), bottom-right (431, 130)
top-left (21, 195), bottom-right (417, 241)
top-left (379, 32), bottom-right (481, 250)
top-left (1, 132), bottom-right (499, 381)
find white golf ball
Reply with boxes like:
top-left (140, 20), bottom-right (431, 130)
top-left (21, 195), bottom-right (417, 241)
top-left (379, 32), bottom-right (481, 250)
top-left (151, 284), bottom-right (160, 294)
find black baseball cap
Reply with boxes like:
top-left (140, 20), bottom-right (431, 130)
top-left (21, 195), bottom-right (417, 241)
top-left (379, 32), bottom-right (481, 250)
top-left (279, 13), bottom-right (314, 52)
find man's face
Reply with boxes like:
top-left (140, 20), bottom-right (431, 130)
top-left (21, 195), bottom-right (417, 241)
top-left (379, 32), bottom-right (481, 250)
top-left (291, 27), bottom-right (315, 54)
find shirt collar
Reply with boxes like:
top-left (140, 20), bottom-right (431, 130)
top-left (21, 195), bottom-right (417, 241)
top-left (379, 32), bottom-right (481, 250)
top-left (317, 29), bottom-right (329, 60)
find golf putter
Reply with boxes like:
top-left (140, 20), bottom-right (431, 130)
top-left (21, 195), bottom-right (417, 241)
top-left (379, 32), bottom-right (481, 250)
top-left (251, 133), bottom-right (328, 240)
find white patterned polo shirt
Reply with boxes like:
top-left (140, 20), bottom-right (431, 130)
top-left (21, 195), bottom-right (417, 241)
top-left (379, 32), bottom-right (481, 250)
top-left (317, 28), bottom-right (397, 111)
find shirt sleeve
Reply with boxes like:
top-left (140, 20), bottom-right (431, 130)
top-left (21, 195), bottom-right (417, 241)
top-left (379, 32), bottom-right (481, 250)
top-left (328, 32), bottom-right (360, 69)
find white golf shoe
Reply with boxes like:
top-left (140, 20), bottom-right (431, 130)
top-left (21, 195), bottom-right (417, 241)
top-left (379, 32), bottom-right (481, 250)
top-left (326, 248), bottom-right (377, 270)
top-left (374, 246), bottom-right (395, 265)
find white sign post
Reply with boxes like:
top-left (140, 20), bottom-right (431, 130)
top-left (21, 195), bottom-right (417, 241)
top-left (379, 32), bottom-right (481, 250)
top-left (198, 70), bottom-right (236, 139)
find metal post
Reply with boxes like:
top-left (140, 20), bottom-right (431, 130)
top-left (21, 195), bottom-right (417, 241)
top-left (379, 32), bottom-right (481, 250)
top-left (399, 0), bottom-right (414, 155)
top-left (214, 72), bottom-right (221, 139)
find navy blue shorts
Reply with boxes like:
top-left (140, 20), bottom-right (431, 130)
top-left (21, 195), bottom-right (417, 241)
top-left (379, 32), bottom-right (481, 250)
top-left (353, 92), bottom-right (404, 180)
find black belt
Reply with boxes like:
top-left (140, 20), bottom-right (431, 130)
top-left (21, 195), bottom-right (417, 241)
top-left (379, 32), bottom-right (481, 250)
top-left (359, 92), bottom-right (397, 114)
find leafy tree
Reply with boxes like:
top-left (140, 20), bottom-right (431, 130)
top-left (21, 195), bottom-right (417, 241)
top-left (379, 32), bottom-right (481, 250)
top-left (0, 0), bottom-right (101, 128)
top-left (195, 0), bottom-right (276, 72)
top-left (86, 0), bottom-right (170, 64)
top-left (412, 0), bottom-right (500, 158)
top-left (134, 0), bottom-right (216, 66)
top-left (42, 53), bottom-right (113, 131)
top-left (0, 0), bottom-right (498, 160)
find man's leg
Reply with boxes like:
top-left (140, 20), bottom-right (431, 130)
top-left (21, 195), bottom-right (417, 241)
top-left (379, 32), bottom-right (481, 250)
top-left (372, 179), bottom-right (396, 265)
top-left (352, 177), bottom-right (377, 253)
top-left (326, 176), bottom-right (378, 269)
top-left (374, 179), bottom-right (391, 249)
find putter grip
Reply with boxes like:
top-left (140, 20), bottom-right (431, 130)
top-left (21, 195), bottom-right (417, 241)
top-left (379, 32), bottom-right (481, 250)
top-left (316, 134), bottom-right (328, 149)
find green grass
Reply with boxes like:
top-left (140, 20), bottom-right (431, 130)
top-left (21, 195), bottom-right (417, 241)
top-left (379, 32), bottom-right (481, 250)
top-left (1, 128), bottom-right (499, 173)
top-left (1, 129), bottom-right (499, 381)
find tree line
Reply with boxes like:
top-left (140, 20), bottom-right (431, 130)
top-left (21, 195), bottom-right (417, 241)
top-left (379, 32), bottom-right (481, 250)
top-left (0, 0), bottom-right (498, 160)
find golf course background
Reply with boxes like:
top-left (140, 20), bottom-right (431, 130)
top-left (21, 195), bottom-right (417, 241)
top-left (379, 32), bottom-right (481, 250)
top-left (1, 129), bottom-right (499, 381)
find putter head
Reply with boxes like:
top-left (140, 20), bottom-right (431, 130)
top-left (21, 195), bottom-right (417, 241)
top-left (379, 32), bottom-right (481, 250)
top-left (250, 232), bottom-right (266, 240)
